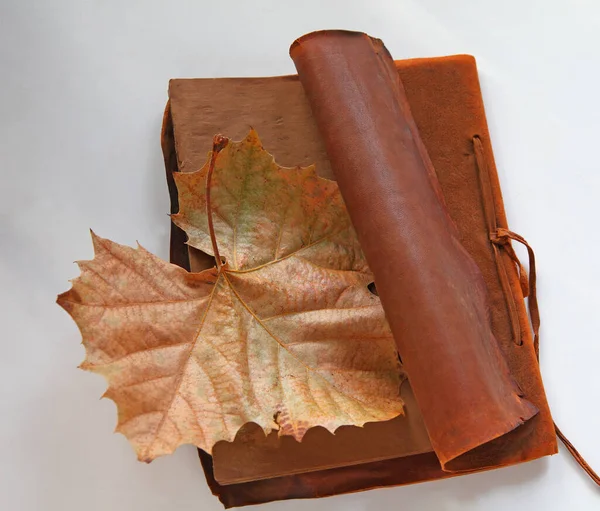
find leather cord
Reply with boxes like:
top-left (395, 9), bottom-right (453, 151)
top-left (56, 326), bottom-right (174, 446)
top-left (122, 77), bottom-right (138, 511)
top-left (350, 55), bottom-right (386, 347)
top-left (473, 135), bottom-right (599, 487)
top-left (474, 136), bottom-right (523, 347)
top-left (490, 227), bottom-right (540, 357)
top-left (555, 425), bottom-right (600, 486)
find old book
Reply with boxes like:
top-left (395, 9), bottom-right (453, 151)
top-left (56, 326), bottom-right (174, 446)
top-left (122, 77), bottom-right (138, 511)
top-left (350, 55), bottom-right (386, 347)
top-left (161, 30), bottom-right (558, 508)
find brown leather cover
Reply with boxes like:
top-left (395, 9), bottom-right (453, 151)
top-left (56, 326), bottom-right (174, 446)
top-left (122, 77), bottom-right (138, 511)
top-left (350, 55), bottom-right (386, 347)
top-left (161, 32), bottom-right (557, 508)
top-left (290, 30), bottom-right (538, 471)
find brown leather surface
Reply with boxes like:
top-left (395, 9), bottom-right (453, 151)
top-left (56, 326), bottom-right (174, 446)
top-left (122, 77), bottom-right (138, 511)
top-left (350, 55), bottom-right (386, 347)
top-left (290, 30), bottom-right (538, 469)
top-left (162, 36), bottom-right (557, 507)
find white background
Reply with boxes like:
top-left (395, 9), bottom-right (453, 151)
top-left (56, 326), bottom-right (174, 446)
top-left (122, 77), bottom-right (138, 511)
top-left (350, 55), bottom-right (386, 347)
top-left (1, 1), bottom-right (599, 510)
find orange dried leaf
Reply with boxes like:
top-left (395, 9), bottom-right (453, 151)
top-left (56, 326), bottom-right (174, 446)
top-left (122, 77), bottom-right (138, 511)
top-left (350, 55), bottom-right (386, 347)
top-left (57, 131), bottom-right (403, 462)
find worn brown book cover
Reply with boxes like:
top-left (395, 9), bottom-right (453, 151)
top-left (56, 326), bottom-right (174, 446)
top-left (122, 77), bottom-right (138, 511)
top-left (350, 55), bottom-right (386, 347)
top-left (161, 30), bottom-right (558, 508)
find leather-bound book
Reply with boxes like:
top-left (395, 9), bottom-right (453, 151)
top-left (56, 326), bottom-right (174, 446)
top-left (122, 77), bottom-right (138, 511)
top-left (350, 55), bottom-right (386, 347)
top-left (161, 30), bottom-right (566, 508)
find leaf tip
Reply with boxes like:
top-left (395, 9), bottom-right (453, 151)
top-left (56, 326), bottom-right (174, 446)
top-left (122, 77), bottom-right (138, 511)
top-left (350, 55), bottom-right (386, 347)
top-left (56, 290), bottom-right (76, 313)
top-left (303, 163), bottom-right (318, 177)
top-left (134, 445), bottom-right (156, 464)
top-left (56, 291), bottom-right (67, 306)
top-left (245, 127), bottom-right (262, 148)
top-left (78, 360), bottom-right (92, 372)
top-left (89, 230), bottom-right (107, 254)
top-left (89, 229), bottom-right (105, 251)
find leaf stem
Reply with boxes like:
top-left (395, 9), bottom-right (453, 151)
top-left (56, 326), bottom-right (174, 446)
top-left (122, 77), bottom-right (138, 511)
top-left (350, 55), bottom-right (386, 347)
top-left (206, 135), bottom-right (229, 271)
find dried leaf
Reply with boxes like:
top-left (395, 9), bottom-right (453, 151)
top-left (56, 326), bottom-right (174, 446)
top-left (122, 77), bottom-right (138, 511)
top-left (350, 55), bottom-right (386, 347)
top-left (57, 131), bottom-right (403, 462)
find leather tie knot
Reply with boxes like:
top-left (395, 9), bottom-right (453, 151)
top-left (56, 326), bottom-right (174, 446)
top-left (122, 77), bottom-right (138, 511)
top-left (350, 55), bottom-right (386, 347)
top-left (490, 227), bottom-right (511, 246)
top-left (490, 227), bottom-right (531, 300)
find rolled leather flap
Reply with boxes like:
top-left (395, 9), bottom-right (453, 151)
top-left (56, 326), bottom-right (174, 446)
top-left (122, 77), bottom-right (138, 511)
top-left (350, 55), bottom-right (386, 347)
top-left (290, 30), bottom-right (538, 469)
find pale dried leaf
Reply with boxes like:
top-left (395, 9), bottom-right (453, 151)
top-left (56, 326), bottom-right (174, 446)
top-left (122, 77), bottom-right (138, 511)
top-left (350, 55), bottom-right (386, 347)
top-left (58, 131), bottom-right (403, 462)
